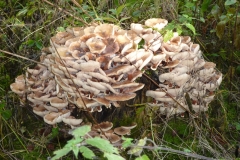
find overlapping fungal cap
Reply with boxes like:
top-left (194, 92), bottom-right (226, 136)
top-left (90, 121), bottom-right (137, 144)
top-left (144, 27), bottom-right (222, 116)
top-left (10, 17), bottom-right (222, 123)
top-left (48, 23), bottom-right (151, 112)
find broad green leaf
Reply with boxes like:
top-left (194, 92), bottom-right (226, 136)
top-left (104, 152), bottom-right (125, 160)
top-left (201, 0), bottom-right (211, 13)
top-left (225, 0), bottom-right (236, 6)
top-left (56, 27), bottom-right (65, 32)
top-left (51, 127), bottom-right (59, 138)
top-left (185, 23), bottom-right (196, 35)
top-left (163, 30), bottom-right (173, 42)
top-left (211, 4), bottom-right (220, 19)
top-left (122, 137), bottom-right (133, 149)
top-left (72, 145), bottom-right (79, 158)
top-left (116, 4), bottom-right (126, 17)
top-left (109, 9), bottom-right (117, 15)
top-left (234, 122), bottom-right (240, 130)
top-left (219, 51), bottom-right (227, 60)
top-left (71, 125), bottom-right (91, 137)
top-left (79, 146), bottom-right (95, 159)
top-left (135, 154), bottom-right (150, 160)
top-left (35, 41), bottom-right (42, 50)
top-left (216, 21), bottom-right (226, 39)
top-left (65, 138), bottom-right (83, 148)
top-left (0, 101), bottom-right (5, 109)
top-left (176, 25), bottom-right (182, 35)
top-left (128, 137), bottom-right (147, 156)
top-left (183, 148), bottom-right (191, 153)
top-left (1, 110), bottom-right (12, 120)
top-left (132, 10), bottom-right (141, 17)
top-left (51, 147), bottom-right (71, 160)
top-left (100, 17), bottom-right (117, 23)
top-left (86, 137), bottom-right (119, 154)
top-left (119, 17), bottom-right (131, 23)
top-left (17, 7), bottom-right (28, 16)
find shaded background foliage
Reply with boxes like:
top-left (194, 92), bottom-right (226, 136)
top-left (0, 0), bottom-right (240, 159)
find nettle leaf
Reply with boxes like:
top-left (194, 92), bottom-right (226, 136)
top-left (79, 146), bottom-right (96, 159)
top-left (86, 137), bottom-right (119, 154)
top-left (72, 145), bottom-right (79, 158)
top-left (51, 147), bottom-right (71, 160)
top-left (122, 137), bottom-right (133, 149)
top-left (163, 30), bottom-right (173, 42)
top-left (135, 154), bottom-right (150, 160)
top-left (185, 23), bottom-right (196, 35)
top-left (71, 125), bottom-right (91, 137)
top-left (225, 0), bottom-right (236, 6)
top-left (216, 21), bottom-right (226, 39)
top-left (65, 138), bottom-right (83, 148)
top-left (104, 152), bottom-right (125, 160)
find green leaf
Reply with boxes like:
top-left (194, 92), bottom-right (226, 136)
top-left (71, 125), bottom-right (91, 137)
top-left (119, 17), bottom-right (131, 23)
top-left (35, 41), bottom-right (42, 50)
top-left (65, 138), bottom-right (83, 148)
top-left (104, 152), bottom-right (125, 160)
top-left (72, 145), bottom-right (79, 158)
top-left (216, 21), bottom-right (226, 39)
top-left (1, 110), bottom-right (12, 120)
top-left (51, 147), bottom-right (71, 160)
top-left (100, 16), bottom-right (118, 23)
top-left (185, 23), bottom-right (196, 35)
top-left (132, 10), bottom-right (141, 17)
top-left (225, 0), bottom-right (236, 6)
top-left (201, 0), bottom-right (211, 13)
top-left (109, 9), bottom-right (117, 15)
top-left (0, 101), bottom-right (5, 109)
top-left (116, 4), bottom-right (126, 17)
top-left (122, 137), bottom-right (133, 149)
top-left (79, 146), bottom-right (96, 159)
top-left (163, 30), bottom-right (173, 42)
top-left (183, 148), bottom-right (192, 153)
top-left (86, 137), bottom-right (119, 154)
top-left (51, 127), bottom-right (59, 138)
top-left (234, 122), bottom-right (240, 130)
top-left (17, 7), bottom-right (28, 16)
top-left (56, 27), bottom-right (65, 32)
top-left (211, 4), bottom-right (221, 19)
top-left (135, 154), bottom-right (150, 160)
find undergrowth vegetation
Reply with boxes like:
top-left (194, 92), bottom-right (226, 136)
top-left (0, 0), bottom-right (240, 159)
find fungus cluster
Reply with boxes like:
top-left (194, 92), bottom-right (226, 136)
top-left (87, 121), bottom-right (137, 144)
top-left (10, 18), bottom-right (222, 126)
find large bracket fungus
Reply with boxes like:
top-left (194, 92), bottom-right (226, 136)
top-left (10, 18), bottom-right (222, 127)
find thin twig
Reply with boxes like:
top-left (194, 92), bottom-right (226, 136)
top-left (0, 49), bottom-right (46, 67)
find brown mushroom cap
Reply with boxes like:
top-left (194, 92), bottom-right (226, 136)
top-left (121, 122), bottom-right (137, 129)
top-left (62, 116), bottom-right (83, 126)
top-left (105, 93), bottom-right (136, 101)
top-left (105, 133), bottom-right (121, 143)
top-left (114, 127), bottom-right (131, 136)
top-left (50, 97), bottom-right (68, 109)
